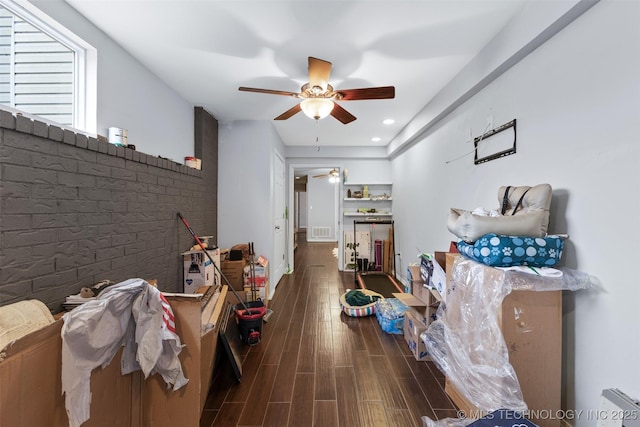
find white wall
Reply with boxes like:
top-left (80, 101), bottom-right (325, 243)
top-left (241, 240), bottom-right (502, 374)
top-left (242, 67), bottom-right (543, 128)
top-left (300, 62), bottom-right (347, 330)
top-left (306, 170), bottom-right (338, 242)
top-left (218, 120), bottom-right (286, 297)
top-left (391, 1), bottom-right (639, 423)
top-left (296, 191), bottom-right (307, 229)
top-left (30, 0), bottom-right (194, 163)
top-left (286, 158), bottom-right (392, 271)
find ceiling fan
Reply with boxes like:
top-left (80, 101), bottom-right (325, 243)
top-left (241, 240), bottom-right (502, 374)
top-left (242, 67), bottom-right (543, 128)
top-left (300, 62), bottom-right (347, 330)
top-left (312, 168), bottom-right (340, 181)
top-left (239, 57), bottom-right (395, 124)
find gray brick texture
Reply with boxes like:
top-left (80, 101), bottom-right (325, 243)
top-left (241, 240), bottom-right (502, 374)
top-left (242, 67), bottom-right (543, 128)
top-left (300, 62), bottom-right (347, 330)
top-left (0, 112), bottom-right (217, 313)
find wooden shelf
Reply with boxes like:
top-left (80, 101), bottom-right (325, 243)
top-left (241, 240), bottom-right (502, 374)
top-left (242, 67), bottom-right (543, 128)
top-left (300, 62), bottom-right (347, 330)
top-left (344, 182), bottom-right (392, 186)
top-left (343, 212), bottom-right (392, 217)
top-left (344, 197), bottom-right (392, 201)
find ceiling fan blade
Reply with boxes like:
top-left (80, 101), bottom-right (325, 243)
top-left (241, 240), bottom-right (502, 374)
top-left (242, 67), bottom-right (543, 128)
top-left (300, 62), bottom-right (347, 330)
top-left (337, 86), bottom-right (395, 100)
top-left (308, 57), bottom-right (332, 92)
top-left (312, 174), bottom-right (329, 179)
top-left (330, 103), bottom-right (357, 124)
top-left (239, 86), bottom-right (298, 97)
top-left (274, 103), bottom-right (302, 120)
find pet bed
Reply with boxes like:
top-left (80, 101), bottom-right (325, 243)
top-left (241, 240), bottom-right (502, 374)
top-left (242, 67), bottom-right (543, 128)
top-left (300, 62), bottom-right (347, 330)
top-left (339, 289), bottom-right (384, 317)
top-left (457, 233), bottom-right (564, 267)
top-left (447, 183), bottom-right (552, 242)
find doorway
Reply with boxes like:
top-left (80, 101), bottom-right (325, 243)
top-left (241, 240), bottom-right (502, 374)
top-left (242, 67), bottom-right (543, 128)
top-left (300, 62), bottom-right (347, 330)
top-left (288, 164), bottom-right (342, 273)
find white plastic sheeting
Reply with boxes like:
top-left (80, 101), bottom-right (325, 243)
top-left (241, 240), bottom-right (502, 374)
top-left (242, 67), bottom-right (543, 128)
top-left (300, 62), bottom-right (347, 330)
top-left (421, 257), bottom-right (594, 427)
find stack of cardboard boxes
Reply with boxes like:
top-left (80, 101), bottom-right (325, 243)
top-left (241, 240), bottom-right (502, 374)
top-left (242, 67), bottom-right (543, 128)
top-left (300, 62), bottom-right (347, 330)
top-left (219, 248), bottom-right (269, 307)
top-left (395, 251), bottom-right (458, 361)
top-left (220, 253), bottom-right (247, 292)
top-left (243, 256), bottom-right (269, 306)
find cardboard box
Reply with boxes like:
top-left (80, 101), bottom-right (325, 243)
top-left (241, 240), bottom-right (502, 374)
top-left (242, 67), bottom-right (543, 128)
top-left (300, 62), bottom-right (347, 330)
top-left (221, 259), bottom-right (247, 291)
top-left (243, 258), bottom-right (269, 287)
top-left (0, 319), bottom-right (139, 427)
top-left (430, 257), bottom-right (447, 300)
top-left (243, 284), bottom-right (268, 306)
top-left (403, 309), bottom-right (430, 361)
top-left (411, 277), bottom-right (432, 306)
top-left (419, 253), bottom-right (447, 301)
top-left (182, 248), bottom-right (220, 293)
top-left (142, 287), bottom-right (228, 426)
top-left (445, 252), bottom-right (460, 285)
top-left (406, 264), bottom-right (422, 293)
top-left (242, 258), bottom-right (269, 306)
top-left (0, 287), bottom-right (229, 427)
top-left (393, 292), bottom-right (438, 328)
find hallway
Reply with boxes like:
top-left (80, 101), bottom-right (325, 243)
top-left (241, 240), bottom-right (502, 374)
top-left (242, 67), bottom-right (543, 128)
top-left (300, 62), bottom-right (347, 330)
top-left (200, 236), bottom-right (457, 427)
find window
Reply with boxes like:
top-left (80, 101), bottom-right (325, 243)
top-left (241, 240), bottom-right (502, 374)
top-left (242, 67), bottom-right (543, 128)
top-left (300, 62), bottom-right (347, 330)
top-left (0, 0), bottom-right (96, 134)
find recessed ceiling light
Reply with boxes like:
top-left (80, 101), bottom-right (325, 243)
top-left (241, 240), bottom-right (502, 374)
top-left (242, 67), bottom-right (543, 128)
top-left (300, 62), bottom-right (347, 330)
top-left (383, 119), bottom-right (395, 125)
top-left (371, 137), bottom-right (381, 142)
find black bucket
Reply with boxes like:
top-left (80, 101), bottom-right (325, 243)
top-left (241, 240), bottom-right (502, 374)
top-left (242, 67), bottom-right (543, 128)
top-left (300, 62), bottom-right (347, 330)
top-left (235, 300), bottom-right (266, 345)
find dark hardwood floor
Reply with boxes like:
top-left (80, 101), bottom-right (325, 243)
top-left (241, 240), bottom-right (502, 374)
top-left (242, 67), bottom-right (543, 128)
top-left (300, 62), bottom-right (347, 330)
top-left (200, 233), bottom-right (457, 427)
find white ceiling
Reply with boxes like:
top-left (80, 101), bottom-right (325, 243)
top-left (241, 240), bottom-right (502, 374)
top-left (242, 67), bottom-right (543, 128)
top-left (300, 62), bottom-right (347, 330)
top-left (63, 0), bottom-right (527, 147)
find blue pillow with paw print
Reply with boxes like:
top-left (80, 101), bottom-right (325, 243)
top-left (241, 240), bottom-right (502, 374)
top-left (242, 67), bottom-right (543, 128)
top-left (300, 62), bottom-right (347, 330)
top-left (457, 233), bottom-right (564, 267)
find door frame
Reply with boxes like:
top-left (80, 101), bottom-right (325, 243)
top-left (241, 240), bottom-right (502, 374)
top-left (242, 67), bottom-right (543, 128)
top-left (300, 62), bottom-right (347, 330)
top-left (272, 151), bottom-right (286, 288)
top-left (287, 163), bottom-right (343, 273)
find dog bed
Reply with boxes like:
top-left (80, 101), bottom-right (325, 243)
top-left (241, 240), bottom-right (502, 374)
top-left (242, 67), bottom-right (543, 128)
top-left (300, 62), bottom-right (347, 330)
top-left (339, 289), bottom-right (383, 317)
top-left (457, 233), bottom-right (564, 267)
top-left (447, 184), bottom-right (552, 243)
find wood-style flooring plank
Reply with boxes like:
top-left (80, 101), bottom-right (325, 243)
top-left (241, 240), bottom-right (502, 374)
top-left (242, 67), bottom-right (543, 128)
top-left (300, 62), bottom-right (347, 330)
top-left (370, 355), bottom-right (409, 410)
top-left (396, 375), bottom-right (437, 423)
top-left (204, 357), bottom-right (236, 410)
top-left (200, 235), bottom-right (457, 427)
top-left (332, 330), bottom-right (354, 367)
top-left (212, 402), bottom-right (244, 427)
top-left (262, 402), bottom-right (290, 427)
top-left (288, 373), bottom-right (314, 427)
top-left (404, 356), bottom-right (455, 410)
top-left (225, 351), bottom-right (265, 403)
top-left (385, 408), bottom-right (421, 427)
top-left (335, 366), bottom-right (363, 427)
top-left (352, 350), bottom-right (382, 402)
top-left (359, 401), bottom-right (389, 427)
top-left (361, 317), bottom-right (385, 356)
top-left (296, 328), bottom-right (316, 373)
top-left (261, 320), bottom-right (288, 365)
top-left (341, 314), bottom-right (368, 351)
top-left (313, 400), bottom-right (338, 427)
top-left (269, 350), bottom-right (298, 402)
top-left (237, 364), bottom-right (279, 425)
top-left (375, 328), bottom-right (415, 379)
top-left (314, 349), bottom-right (336, 401)
top-left (200, 409), bottom-right (217, 427)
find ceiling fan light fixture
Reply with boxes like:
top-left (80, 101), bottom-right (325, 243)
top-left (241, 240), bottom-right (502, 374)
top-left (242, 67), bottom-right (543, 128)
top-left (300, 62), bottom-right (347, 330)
top-left (300, 98), bottom-right (334, 120)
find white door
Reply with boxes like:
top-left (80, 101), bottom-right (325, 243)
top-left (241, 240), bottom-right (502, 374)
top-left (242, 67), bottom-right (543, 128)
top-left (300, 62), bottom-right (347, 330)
top-left (272, 152), bottom-right (286, 288)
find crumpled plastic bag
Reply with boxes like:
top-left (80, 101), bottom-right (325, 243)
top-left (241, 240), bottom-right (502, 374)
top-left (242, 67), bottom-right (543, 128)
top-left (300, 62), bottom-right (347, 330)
top-left (61, 279), bottom-right (187, 427)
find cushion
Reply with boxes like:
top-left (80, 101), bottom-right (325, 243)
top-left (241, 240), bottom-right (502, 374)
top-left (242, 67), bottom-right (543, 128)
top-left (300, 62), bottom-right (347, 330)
top-left (457, 233), bottom-right (564, 267)
top-left (447, 183), bottom-right (552, 242)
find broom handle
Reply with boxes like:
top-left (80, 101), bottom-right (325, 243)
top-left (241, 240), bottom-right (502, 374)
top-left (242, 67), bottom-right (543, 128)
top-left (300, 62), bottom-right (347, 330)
top-left (177, 212), bottom-right (250, 314)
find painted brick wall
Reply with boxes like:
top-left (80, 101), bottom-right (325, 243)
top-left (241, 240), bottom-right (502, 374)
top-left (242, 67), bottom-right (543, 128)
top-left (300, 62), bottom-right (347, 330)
top-left (0, 109), bottom-right (218, 313)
